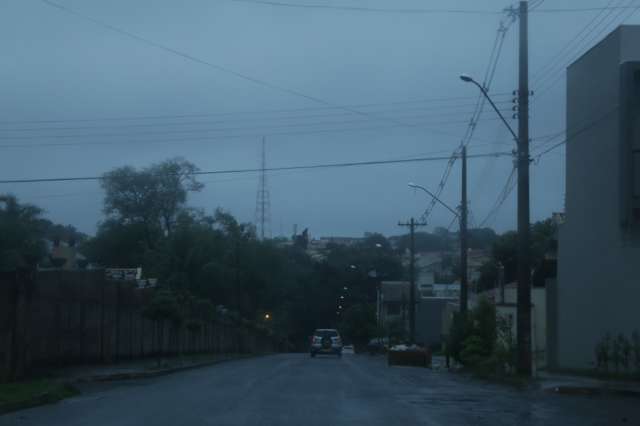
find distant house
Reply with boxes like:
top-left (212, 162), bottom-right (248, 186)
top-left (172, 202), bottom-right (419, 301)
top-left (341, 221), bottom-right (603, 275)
top-left (44, 238), bottom-right (85, 270)
top-left (378, 280), bottom-right (461, 348)
top-left (319, 236), bottom-right (362, 247)
top-left (376, 281), bottom-right (410, 333)
top-left (416, 284), bottom-right (459, 349)
top-left (476, 283), bottom-right (548, 370)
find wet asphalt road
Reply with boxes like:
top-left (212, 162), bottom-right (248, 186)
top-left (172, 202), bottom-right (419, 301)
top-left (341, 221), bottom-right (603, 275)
top-left (1, 353), bottom-right (638, 426)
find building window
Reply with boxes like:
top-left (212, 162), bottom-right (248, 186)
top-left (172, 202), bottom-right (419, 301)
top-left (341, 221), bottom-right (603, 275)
top-left (386, 303), bottom-right (401, 315)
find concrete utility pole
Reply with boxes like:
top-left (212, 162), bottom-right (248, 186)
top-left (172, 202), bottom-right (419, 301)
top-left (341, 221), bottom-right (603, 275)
top-left (516, 0), bottom-right (532, 376)
top-left (407, 182), bottom-right (463, 311)
top-left (398, 217), bottom-right (427, 343)
top-left (460, 146), bottom-right (469, 313)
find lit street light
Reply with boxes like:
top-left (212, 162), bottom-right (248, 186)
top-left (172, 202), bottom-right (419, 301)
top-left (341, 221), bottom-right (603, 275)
top-left (264, 313), bottom-right (271, 320)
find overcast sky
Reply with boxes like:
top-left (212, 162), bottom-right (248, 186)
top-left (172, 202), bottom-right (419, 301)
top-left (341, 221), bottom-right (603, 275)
top-left (1, 0), bottom-right (637, 238)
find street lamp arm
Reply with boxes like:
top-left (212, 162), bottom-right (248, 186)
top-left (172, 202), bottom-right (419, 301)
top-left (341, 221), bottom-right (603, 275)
top-left (408, 183), bottom-right (460, 219)
top-left (466, 78), bottom-right (518, 143)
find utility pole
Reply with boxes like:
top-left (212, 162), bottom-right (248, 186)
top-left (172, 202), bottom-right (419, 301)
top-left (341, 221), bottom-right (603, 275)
top-left (460, 145), bottom-right (469, 313)
top-left (398, 217), bottom-right (427, 343)
top-left (255, 137), bottom-right (271, 240)
top-left (516, 0), bottom-right (532, 376)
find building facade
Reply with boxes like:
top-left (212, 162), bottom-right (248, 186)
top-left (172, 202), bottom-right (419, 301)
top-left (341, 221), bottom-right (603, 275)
top-left (554, 26), bottom-right (640, 370)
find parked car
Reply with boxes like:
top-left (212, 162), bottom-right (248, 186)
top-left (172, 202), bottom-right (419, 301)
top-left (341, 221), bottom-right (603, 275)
top-left (310, 329), bottom-right (343, 357)
top-left (366, 337), bottom-right (388, 355)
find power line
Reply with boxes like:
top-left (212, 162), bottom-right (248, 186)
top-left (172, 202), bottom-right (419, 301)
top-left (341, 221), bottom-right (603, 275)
top-left (0, 104), bottom-right (512, 135)
top-left (221, 0), bottom-right (639, 15)
top-left (221, 0), bottom-right (501, 15)
top-left (479, 164), bottom-right (517, 227)
top-left (531, 0), bottom-right (618, 84)
top-left (0, 117), bottom-right (512, 150)
top-left (0, 151), bottom-right (512, 184)
top-left (37, 0), bottom-right (418, 128)
top-left (533, 0), bottom-right (640, 102)
top-left (533, 5), bottom-right (640, 13)
top-left (420, 6), bottom-right (515, 223)
top-left (0, 110), bottom-right (512, 142)
top-left (0, 94), bottom-right (512, 127)
top-left (533, 104), bottom-right (620, 160)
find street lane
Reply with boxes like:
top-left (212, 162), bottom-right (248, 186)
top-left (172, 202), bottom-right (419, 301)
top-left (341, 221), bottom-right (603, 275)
top-left (1, 354), bottom-right (637, 426)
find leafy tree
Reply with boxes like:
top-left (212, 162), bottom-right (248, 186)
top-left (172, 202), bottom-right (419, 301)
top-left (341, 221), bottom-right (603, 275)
top-left (467, 228), bottom-right (498, 250)
top-left (101, 158), bottom-right (203, 240)
top-left (476, 260), bottom-right (499, 292)
top-left (396, 231), bottom-right (449, 253)
top-left (0, 195), bottom-right (47, 270)
top-left (338, 303), bottom-right (377, 346)
top-left (81, 219), bottom-right (154, 268)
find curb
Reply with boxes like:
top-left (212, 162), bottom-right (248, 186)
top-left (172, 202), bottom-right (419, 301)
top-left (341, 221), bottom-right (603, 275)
top-left (0, 384), bottom-right (79, 416)
top-left (76, 354), bottom-right (265, 383)
top-left (545, 385), bottom-right (640, 398)
top-left (0, 353), bottom-right (270, 416)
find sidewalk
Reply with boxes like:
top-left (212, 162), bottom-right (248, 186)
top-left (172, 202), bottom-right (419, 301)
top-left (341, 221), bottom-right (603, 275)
top-left (1, 353), bottom-right (264, 415)
top-left (535, 371), bottom-right (640, 397)
top-left (52, 353), bottom-right (251, 383)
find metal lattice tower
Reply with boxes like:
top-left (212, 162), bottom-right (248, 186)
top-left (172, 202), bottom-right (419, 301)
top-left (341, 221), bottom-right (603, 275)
top-left (255, 137), bottom-right (271, 240)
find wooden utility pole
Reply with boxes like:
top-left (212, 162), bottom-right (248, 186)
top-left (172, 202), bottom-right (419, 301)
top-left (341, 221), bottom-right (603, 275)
top-left (460, 146), bottom-right (469, 313)
top-left (398, 217), bottom-right (427, 343)
top-left (516, 0), bottom-right (532, 376)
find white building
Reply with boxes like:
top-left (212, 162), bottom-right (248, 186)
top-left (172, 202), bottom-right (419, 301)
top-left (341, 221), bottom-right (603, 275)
top-left (553, 26), bottom-right (640, 370)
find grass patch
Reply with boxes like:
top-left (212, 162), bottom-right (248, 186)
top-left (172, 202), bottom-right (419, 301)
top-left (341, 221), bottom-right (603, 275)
top-left (0, 379), bottom-right (78, 412)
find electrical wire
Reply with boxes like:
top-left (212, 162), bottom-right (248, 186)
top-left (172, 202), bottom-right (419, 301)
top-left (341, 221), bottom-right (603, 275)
top-left (37, 0), bottom-right (427, 129)
top-left (479, 164), bottom-right (517, 227)
top-left (420, 6), bottom-right (515, 223)
top-left (533, 0), bottom-right (640, 103)
top-left (533, 104), bottom-right (620, 161)
top-left (219, 0), bottom-right (640, 15)
top-left (0, 94), bottom-right (512, 127)
top-left (220, 0), bottom-right (501, 15)
top-left (0, 151), bottom-right (512, 184)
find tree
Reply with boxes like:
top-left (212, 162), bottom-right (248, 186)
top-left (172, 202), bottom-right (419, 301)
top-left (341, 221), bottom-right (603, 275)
top-left (468, 228), bottom-right (498, 250)
top-left (101, 158), bottom-right (203, 241)
top-left (0, 195), bottom-right (47, 270)
top-left (81, 219), bottom-right (154, 268)
top-left (396, 231), bottom-right (449, 253)
top-left (338, 303), bottom-right (377, 347)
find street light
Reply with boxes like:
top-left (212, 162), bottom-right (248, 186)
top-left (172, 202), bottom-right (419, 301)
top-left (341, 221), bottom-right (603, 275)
top-left (264, 313), bottom-right (271, 320)
top-left (461, 71), bottom-right (532, 375)
top-left (459, 74), bottom-right (518, 142)
top-left (408, 182), bottom-right (459, 218)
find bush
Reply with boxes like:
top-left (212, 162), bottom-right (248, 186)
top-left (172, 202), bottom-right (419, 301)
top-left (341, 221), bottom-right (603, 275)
top-left (447, 311), bottom-right (472, 363)
top-left (460, 335), bottom-right (490, 367)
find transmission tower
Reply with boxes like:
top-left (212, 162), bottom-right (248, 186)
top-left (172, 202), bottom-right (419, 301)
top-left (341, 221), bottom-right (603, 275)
top-left (255, 137), bottom-right (271, 240)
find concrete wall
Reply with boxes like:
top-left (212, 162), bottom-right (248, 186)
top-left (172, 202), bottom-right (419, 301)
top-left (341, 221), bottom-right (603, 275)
top-left (415, 297), bottom-right (456, 348)
top-left (0, 270), bottom-right (276, 381)
top-left (557, 26), bottom-right (640, 370)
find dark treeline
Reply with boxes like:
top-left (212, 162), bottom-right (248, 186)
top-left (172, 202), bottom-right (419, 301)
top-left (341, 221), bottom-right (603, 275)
top-left (1, 158), bottom-right (557, 349)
